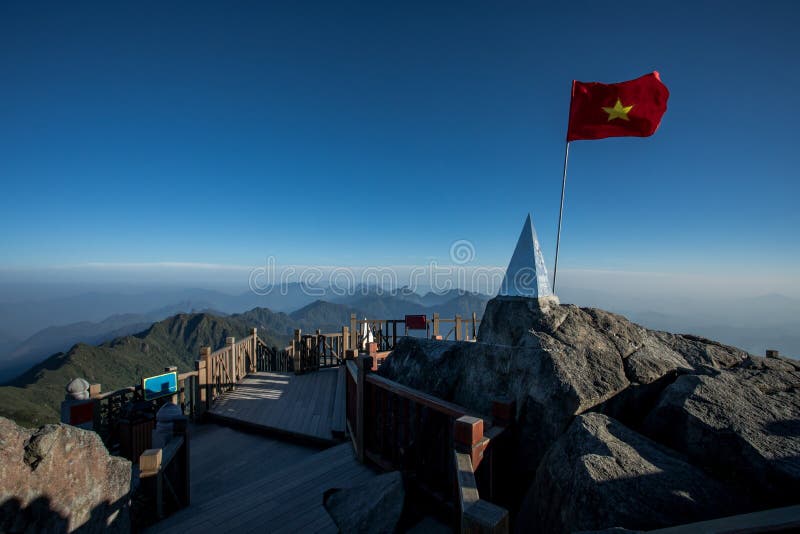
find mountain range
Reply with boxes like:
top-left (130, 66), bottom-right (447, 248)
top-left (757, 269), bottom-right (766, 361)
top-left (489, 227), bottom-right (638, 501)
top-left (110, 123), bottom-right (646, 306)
top-left (0, 291), bottom-right (489, 428)
top-left (0, 288), bottom-right (489, 381)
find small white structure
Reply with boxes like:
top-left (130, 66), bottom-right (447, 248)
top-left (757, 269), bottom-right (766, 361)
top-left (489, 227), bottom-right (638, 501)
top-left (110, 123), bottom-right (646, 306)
top-left (360, 317), bottom-right (374, 350)
top-left (499, 213), bottom-right (557, 300)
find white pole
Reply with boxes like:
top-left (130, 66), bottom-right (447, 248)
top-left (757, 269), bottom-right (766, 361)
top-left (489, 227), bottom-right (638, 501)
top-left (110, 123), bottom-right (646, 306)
top-left (552, 141), bottom-right (570, 292)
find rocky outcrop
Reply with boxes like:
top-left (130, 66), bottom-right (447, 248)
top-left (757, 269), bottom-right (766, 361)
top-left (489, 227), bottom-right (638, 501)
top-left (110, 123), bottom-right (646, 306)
top-left (324, 471), bottom-right (404, 533)
top-left (383, 299), bottom-right (749, 472)
top-left (380, 296), bottom-right (800, 531)
top-left (0, 417), bottom-right (131, 533)
top-left (642, 356), bottom-right (800, 504)
top-left (519, 413), bottom-right (747, 533)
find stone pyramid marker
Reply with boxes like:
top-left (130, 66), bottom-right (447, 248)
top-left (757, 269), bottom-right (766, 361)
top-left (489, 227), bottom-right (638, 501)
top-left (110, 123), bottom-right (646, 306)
top-left (498, 213), bottom-right (557, 299)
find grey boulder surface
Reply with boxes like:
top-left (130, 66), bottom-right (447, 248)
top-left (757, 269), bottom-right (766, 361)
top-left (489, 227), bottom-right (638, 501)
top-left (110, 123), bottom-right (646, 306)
top-left (382, 297), bottom-right (749, 473)
top-left (324, 470), bottom-right (404, 533)
top-left (520, 413), bottom-right (746, 533)
top-left (379, 296), bottom-right (799, 531)
top-left (642, 355), bottom-right (800, 505)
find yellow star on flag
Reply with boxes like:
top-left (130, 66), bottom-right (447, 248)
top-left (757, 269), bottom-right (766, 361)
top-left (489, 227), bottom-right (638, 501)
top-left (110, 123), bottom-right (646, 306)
top-left (602, 99), bottom-right (634, 121)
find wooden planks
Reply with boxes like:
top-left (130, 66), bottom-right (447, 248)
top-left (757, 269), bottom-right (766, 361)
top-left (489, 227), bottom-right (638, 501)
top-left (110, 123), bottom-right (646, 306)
top-left (330, 365), bottom-right (347, 437)
top-left (147, 442), bottom-right (378, 534)
top-left (208, 369), bottom-right (340, 443)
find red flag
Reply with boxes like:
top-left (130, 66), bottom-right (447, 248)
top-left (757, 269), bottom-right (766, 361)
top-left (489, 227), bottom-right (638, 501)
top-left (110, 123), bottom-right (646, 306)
top-left (566, 72), bottom-right (669, 142)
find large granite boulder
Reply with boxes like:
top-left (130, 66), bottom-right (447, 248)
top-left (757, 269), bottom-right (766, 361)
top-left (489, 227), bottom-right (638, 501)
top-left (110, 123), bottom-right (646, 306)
top-left (642, 356), bottom-right (800, 505)
top-left (518, 413), bottom-right (748, 533)
top-left (382, 297), bottom-right (749, 472)
top-left (0, 417), bottom-right (131, 533)
top-left (324, 471), bottom-right (404, 533)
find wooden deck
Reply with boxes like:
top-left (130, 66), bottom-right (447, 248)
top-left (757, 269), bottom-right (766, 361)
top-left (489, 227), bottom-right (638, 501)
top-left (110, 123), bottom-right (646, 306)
top-left (148, 442), bottom-right (378, 533)
top-left (187, 423), bottom-right (319, 506)
top-left (208, 368), bottom-right (343, 444)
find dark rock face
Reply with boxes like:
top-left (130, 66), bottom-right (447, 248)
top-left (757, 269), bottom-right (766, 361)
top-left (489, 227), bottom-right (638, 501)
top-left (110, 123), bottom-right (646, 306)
top-left (381, 296), bottom-right (799, 531)
top-left (0, 417), bottom-right (131, 533)
top-left (521, 413), bottom-right (747, 533)
top-left (324, 471), bottom-right (404, 533)
top-left (642, 356), bottom-right (800, 504)
top-left (384, 299), bottom-right (748, 473)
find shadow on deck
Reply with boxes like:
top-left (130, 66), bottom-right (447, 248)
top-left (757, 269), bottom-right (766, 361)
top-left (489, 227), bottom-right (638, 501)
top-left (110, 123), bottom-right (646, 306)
top-left (207, 368), bottom-right (345, 446)
top-left (145, 366), bottom-right (376, 533)
top-left (147, 436), bottom-right (377, 533)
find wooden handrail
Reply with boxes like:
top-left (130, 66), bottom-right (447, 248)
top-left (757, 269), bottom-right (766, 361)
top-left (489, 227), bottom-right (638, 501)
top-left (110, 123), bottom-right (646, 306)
top-left (365, 373), bottom-right (488, 422)
top-left (454, 448), bottom-right (508, 533)
top-left (93, 385), bottom-right (138, 401)
top-left (346, 360), bottom-right (358, 381)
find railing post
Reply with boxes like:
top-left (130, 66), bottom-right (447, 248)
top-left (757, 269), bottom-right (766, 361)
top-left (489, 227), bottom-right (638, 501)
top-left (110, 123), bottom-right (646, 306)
top-left (350, 313), bottom-right (358, 350)
top-left (199, 347), bottom-right (211, 410)
top-left (164, 366), bottom-right (179, 405)
top-left (342, 326), bottom-right (350, 352)
top-left (293, 329), bottom-right (302, 374)
top-left (251, 328), bottom-right (258, 373)
top-left (433, 313), bottom-right (440, 338)
top-left (226, 337), bottom-right (236, 388)
top-left (454, 415), bottom-right (486, 469)
top-left (472, 312), bottom-right (478, 340)
top-left (455, 314), bottom-right (462, 341)
top-left (356, 355), bottom-right (373, 463)
top-left (316, 329), bottom-right (322, 363)
top-left (194, 357), bottom-right (206, 419)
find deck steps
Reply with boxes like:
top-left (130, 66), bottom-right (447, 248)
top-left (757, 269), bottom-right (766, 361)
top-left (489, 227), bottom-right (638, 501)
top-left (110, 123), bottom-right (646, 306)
top-left (147, 442), bottom-right (377, 533)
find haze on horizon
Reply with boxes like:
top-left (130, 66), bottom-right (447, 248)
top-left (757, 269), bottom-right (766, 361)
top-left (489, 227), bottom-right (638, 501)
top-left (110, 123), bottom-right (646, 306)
top-left (1, 2), bottom-right (799, 350)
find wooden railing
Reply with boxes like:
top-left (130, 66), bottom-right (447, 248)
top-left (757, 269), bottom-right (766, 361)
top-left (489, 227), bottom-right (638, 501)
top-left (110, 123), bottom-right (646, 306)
top-left (255, 338), bottom-right (294, 372)
top-left (349, 313), bottom-right (481, 351)
top-left (345, 356), bottom-right (509, 529)
top-left (139, 417), bottom-right (190, 521)
top-left (84, 329), bottom-right (260, 459)
top-left (204, 333), bottom-right (256, 402)
top-left (284, 328), bottom-right (350, 374)
top-left (91, 368), bottom-right (201, 459)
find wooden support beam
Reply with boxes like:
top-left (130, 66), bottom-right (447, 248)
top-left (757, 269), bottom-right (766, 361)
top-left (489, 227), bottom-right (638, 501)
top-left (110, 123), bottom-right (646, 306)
top-left (356, 355), bottom-right (373, 463)
top-left (350, 314), bottom-right (358, 350)
top-left (199, 347), bottom-right (211, 411)
top-left (455, 314), bottom-right (463, 341)
top-left (251, 328), bottom-right (258, 373)
top-left (293, 329), bottom-right (302, 373)
top-left (226, 337), bottom-right (236, 387)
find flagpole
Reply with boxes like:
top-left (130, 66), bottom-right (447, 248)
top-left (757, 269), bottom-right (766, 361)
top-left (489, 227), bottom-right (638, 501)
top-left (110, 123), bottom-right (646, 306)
top-left (552, 141), bottom-right (570, 292)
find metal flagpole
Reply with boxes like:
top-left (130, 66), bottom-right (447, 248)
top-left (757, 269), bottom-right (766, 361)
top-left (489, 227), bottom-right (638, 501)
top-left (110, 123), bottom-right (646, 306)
top-left (552, 141), bottom-right (570, 292)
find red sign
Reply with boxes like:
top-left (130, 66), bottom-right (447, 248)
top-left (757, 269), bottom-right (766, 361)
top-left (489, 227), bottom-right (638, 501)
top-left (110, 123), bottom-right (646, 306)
top-left (405, 315), bottom-right (427, 330)
top-left (69, 401), bottom-right (94, 426)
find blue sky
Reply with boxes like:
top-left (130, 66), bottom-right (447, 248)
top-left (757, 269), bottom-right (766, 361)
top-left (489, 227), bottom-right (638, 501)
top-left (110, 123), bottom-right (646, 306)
top-left (1, 1), bottom-right (798, 285)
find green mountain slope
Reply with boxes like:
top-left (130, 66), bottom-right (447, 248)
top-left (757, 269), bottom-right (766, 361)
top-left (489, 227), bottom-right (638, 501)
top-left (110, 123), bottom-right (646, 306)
top-left (0, 308), bottom-right (293, 428)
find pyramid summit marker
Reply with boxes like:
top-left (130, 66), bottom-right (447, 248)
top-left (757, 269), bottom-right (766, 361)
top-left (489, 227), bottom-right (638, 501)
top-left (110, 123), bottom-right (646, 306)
top-left (498, 214), bottom-right (557, 300)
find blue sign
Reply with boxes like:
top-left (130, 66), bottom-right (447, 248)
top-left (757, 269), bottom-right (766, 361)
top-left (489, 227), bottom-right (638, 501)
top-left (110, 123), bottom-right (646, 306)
top-left (142, 371), bottom-right (178, 401)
